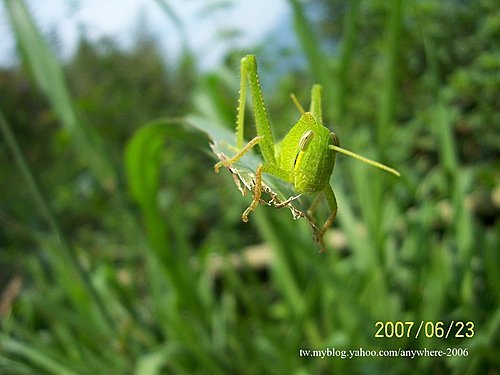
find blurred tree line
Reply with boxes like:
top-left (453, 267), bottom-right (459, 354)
top-left (0, 27), bottom-right (197, 279)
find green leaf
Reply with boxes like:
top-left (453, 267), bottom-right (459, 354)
top-left (124, 118), bottom-right (198, 268)
top-left (186, 114), bottom-right (320, 240)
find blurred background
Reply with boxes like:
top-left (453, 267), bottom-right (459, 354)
top-left (0, 0), bottom-right (499, 373)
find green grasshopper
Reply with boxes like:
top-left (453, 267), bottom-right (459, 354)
top-left (215, 55), bottom-right (400, 252)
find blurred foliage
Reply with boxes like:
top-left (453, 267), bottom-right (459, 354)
top-left (0, 0), bottom-right (499, 374)
top-left (313, 0), bottom-right (500, 164)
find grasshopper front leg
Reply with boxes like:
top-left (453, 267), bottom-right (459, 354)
top-left (213, 136), bottom-right (267, 222)
top-left (241, 162), bottom-right (293, 221)
top-left (241, 164), bottom-right (264, 222)
top-left (214, 135), bottom-right (263, 173)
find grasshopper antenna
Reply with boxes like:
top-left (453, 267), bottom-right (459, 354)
top-left (290, 93), bottom-right (305, 115)
top-left (329, 145), bottom-right (401, 177)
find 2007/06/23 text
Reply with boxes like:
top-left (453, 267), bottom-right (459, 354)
top-left (375, 321), bottom-right (474, 339)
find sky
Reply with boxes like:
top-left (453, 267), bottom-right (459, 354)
top-left (0, 0), bottom-right (288, 69)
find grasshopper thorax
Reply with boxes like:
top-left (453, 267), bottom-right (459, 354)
top-left (277, 113), bottom-right (336, 194)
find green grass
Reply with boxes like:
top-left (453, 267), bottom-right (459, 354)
top-left (1, 0), bottom-right (498, 374)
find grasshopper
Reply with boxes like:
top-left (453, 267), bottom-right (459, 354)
top-left (215, 55), bottom-right (400, 252)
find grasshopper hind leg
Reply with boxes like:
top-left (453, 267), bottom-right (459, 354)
top-left (315, 185), bottom-right (338, 252)
top-left (306, 192), bottom-right (323, 224)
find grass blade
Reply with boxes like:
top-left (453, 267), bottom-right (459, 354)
top-left (0, 110), bottom-right (117, 334)
top-left (4, 0), bottom-right (116, 188)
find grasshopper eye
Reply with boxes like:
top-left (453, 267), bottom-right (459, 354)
top-left (299, 130), bottom-right (314, 151)
top-left (330, 132), bottom-right (340, 147)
